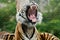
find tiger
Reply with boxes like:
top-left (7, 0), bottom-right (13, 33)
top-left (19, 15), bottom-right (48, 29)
top-left (15, 1), bottom-right (60, 40)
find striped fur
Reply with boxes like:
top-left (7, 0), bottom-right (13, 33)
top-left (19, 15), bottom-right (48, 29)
top-left (40, 33), bottom-right (59, 40)
top-left (0, 31), bottom-right (59, 40)
top-left (15, 22), bottom-right (60, 40)
top-left (0, 31), bottom-right (14, 40)
top-left (0, 31), bottom-right (10, 40)
top-left (0, 29), bottom-right (59, 40)
top-left (3, 33), bottom-right (15, 40)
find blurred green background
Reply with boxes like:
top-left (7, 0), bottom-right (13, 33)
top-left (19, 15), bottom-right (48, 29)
top-left (0, 0), bottom-right (60, 38)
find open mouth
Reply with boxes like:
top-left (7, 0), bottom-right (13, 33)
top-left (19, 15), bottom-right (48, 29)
top-left (26, 5), bottom-right (37, 24)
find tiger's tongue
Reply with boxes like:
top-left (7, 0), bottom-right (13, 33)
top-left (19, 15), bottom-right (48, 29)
top-left (28, 14), bottom-right (37, 22)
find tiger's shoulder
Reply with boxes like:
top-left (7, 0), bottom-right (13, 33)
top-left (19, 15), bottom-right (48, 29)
top-left (0, 31), bottom-right (9, 39)
top-left (38, 32), bottom-right (60, 40)
top-left (0, 31), bottom-right (15, 40)
top-left (3, 33), bottom-right (15, 40)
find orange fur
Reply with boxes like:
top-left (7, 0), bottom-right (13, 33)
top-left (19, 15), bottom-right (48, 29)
top-left (15, 22), bottom-right (59, 40)
top-left (15, 22), bottom-right (24, 40)
top-left (15, 22), bottom-right (41, 40)
top-left (0, 31), bottom-right (14, 40)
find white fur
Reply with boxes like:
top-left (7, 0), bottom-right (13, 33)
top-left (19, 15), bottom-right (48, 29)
top-left (16, 2), bottom-right (43, 26)
top-left (16, 11), bottom-right (43, 25)
top-left (37, 12), bottom-right (43, 24)
top-left (16, 12), bottom-right (26, 24)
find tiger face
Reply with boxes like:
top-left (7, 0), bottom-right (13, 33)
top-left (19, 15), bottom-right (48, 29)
top-left (16, 2), bottom-right (43, 27)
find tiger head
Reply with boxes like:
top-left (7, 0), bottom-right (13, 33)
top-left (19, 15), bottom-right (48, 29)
top-left (16, 2), bottom-right (43, 27)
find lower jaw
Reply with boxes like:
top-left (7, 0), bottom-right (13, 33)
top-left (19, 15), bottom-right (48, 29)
top-left (28, 20), bottom-right (36, 24)
top-left (27, 23), bottom-right (36, 27)
top-left (31, 22), bottom-right (36, 24)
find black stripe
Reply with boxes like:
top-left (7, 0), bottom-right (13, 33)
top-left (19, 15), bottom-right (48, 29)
top-left (5, 34), bottom-right (9, 40)
top-left (9, 35), bottom-right (14, 40)
top-left (18, 31), bottom-right (24, 40)
top-left (52, 37), bottom-right (55, 40)
top-left (30, 28), bottom-right (35, 39)
top-left (47, 33), bottom-right (49, 40)
top-left (48, 34), bottom-right (53, 40)
top-left (40, 33), bottom-right (45, 40)
top-left (52, 36), bottom-right (57, 40)
top-left (44, 33), bottom-right (45, 40)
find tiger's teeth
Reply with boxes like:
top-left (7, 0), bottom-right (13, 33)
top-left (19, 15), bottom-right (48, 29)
top-left (30, 6), bottom-right (32, 9)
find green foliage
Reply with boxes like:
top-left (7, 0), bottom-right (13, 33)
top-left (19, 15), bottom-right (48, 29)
top-left (0, 2), bottom-right (16, 33)
top-left (36, 0), bottom-right (60, 38)
top-left (0, 0), bottom-right (15, 3)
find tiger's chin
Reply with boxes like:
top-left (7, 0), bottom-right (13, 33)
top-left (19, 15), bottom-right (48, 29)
top-left (23, 21), bottom-right (36, 28)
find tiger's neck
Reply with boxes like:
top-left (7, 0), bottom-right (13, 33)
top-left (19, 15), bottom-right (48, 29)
top-left (22, 23), bottom-right (35, 39)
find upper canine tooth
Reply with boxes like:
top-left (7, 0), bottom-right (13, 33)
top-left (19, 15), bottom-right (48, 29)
top-left (30, 6), bottom-right (32, 9)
